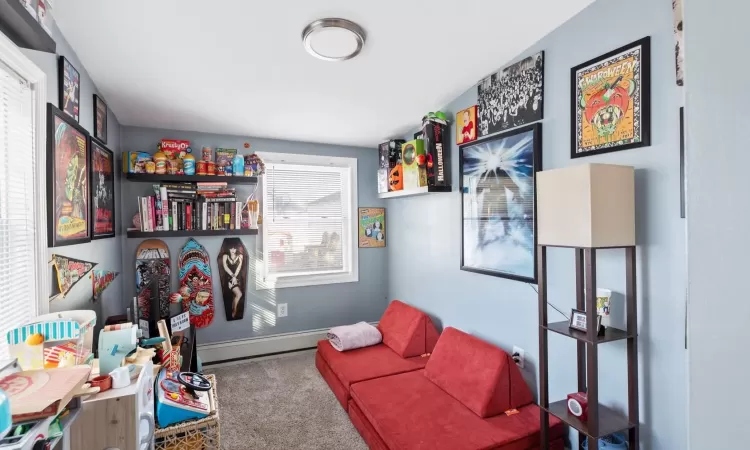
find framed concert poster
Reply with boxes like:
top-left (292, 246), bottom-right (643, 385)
top-left (477, 51), bottom-right (544, 138)
top-left (460, 123), bottom-right (542, 283)
top-left (90, 139), bottom-right (115, 239)
top-left (58, 56), bottom-right (80, 122)
top-left (571, 37), bottom-right (651, 158)
top-left (47, 104), bottom-right (91, 247)
top-left (94, 94), bottom-right (108, 143)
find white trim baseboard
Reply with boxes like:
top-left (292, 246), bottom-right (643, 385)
top-left (198, 322), bottom-right (378, 364)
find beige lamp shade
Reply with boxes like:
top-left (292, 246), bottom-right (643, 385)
top-left (536, 163), bottom-right (635, 248)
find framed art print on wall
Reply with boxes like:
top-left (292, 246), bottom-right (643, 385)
top-left (47, 103), bottom-right (91, 247)
top-left (460, 122), bottom-right (542, 283)
top-left (571, 37), bottom-right (651, 159)
top-left (94, 94), bottom-right (108, 143)
top-left (90, 138), bottom-right (115, 239)
top-left (456, 106), bottom-right (477, 145)
top-left (58, 56), bottom-right (80, 122)
top-left (358, 207), bottom-right (385, 248)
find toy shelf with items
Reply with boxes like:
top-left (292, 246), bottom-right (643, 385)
top-left (126, 173), bottom-right (258, 184)
top-left (6, 310), bottom-right (96, 371)
top-left (127, 228), bottom-right (259, 238)
top-left (377, 111), bottom-right (452, 200)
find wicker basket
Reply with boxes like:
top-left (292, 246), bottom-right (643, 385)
top-left (155, 374), bottom-right (220, 450)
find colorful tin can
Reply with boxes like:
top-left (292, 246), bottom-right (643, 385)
top-left (183, 154), bottom-right (196, 175)
top-left (207, 161), bottom-right (216, 175)
top-left (196, 160), bottom-right (207, 176)
top-left (202, 146), bottom-right (212, 162)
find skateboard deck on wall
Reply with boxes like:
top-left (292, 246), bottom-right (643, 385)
top-left (178, 238), bottom-right (214, 328)
top-left (217, 238), bottom-right (248, 321)
top-left (135, 239), bottom-right (171, 325)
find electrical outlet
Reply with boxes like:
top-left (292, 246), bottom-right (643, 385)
top-left (277, 303), bottom-right (288, 318)
top-left (512, 346), bottom-right (525, 369)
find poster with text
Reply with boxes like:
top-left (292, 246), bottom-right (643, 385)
top-left (91, 140), bottom-right (115, 239)
top-left (571, 37), bottom-right (651, 158)
top-left (58, 57), bottom-right (80, 122)
top-left (358, 208), bottom-right (385, 248)
top-left (47, 104), bottom-right (90, 247)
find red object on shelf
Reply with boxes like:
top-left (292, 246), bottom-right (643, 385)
top-left (567, 391), bottom-right (589, 421)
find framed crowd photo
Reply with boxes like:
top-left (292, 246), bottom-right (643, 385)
top-left (93, 94), bottom-right (108, 143)
top-left (358, 207), bottom-right (386, 248)
top-left (47, 104), bottom-right (91, 247)
top-left (456, 106), bottom-right (477, 145)
top-left (477, 51), bottom-right (544, 138)
top-left (571, 37), bottom-right (651, 159)
top-left (90, 139), bottom-right (116, 239)
top-left (58, 56), bottom-right (80, 122)
top-left (459, 123), bottom-right (542, 283)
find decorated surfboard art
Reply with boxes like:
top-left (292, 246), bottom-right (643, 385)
top-left (178, 238), bottom-right (214, 328)
top-left (217, 238), bottom-right (248, 321)
top-left (135, 239), bottom-right (170, 322)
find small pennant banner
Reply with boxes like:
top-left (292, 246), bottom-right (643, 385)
top-left (50, 255), bottom-right (97, 300)
top-left (92, 270), bottom-right (119, 298)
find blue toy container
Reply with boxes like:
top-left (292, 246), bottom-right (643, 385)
top-left (582, 433), bottom-right (628, 449)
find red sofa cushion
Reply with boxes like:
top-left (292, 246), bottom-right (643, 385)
top-left (485, 404), bottom-right (565, 450)
top-left (351, 370), bottom-right (501, 450)
top-left (378, 300), bottom-right (439, 358)
top-left (316, 340), bottom-right (428, 391)
top-left (425, 327), bottom-right (533, 418)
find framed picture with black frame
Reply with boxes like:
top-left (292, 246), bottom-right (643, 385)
top-left (93, 94), bottom-right (108, 143)
top-left (90, 138), bottom-right (116, 239)
top-left (57, 56), bottom-right (80, 122)
top-left (459, 122), bottom-right (542, 283)
top-left (571, 37), bottom-right (651, 158)
top-left (47, 103), bottom-right (91, 247)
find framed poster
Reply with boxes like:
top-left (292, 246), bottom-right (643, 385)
top-left (90, 139), bottom-right (115, 239)
top-left (477, 51), bottom-right (544, 138)
top-left (456, 106), bottom-right (477, 145)
top-left (358, 207), bottom-right (385, 248)
top-left (47, 103), bottom-right (90, 247)
top-left (460, 123), bottom-right (541, 283)
top-left (58, 56), bottom-right (80, 122)
top-left (94, 94), bottom-right (108, 143)
top-left (571, 37), bottom-right (651, 158)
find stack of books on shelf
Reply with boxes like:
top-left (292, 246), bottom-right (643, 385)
top-left (136, 182), bottom-right (251, 232)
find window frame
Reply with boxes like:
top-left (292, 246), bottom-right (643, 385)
top-left (256, 152), bottom-right (359, 290)
top-left (0, 31), bottom-right (50, 317)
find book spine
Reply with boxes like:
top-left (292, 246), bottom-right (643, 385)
top-left (172, 201), bottom-right (178, 231)
top-left (149, 196), bottom-right (156, 232)
top-left (186, 204), bottom-right (192, 231)
top-left (202, 202), bottom-right (207, 230)
top-left (153, 186), bottom-right (162, 231)
top-left (160, 186), bottom-right (169, 231)
top-left (236, 202), bottom-right (241, 229)
top-left (137, 197), bottom-right (144, 231)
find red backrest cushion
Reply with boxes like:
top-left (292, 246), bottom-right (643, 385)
top-left (378, 300), bottom-right (439, 357)
top-left (424, 327), bottom-right (533, 418)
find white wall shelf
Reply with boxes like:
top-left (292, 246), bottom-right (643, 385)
top-left (377, 185), bottom-right (451, 199)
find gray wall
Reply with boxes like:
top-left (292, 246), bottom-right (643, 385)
top-left (388, 0), bottom-right (686, 448)
top-left (685, 0), bottom-right (748, 448)
top-left (120, 127), bottom-right (388, 344)
top-left (21, 21), bottom-right (123, 321)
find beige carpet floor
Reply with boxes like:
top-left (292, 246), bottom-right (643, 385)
top-left (206, 351), bottom-right (368, 450)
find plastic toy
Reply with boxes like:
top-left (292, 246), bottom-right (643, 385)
top-left (389, 164), bottom-right (403, 191)
top-left (401, 140), bottom-right (427, 189)
top-left (154, 152), bottom-right (167, 175)
top-left (155, 368), bottom-right (211, 427)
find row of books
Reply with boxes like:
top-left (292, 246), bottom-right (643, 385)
top-left (136, 182), bottom-right (251, 232)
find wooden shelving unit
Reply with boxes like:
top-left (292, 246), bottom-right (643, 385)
top-left (377, 185), bottom-right (451, 199)
top-left (0, 0), bottom-right (55, 53)
top-left (126, 228), bottom-right (258, 238)
top-left (538, 246), bottom-right (639, 450)
top-left (125, 173), bottom-right (258, 184)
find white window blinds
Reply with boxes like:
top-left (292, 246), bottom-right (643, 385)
top-left (0, 59), bottom-right (38, 358)
top-left (260, 155), bottom-right (358, 288)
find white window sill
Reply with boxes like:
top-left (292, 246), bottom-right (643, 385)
top-left (256, 271), bottom-right (359, 290)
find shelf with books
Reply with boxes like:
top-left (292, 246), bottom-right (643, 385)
top-left (126, 229), bottom-right (259, 238)
top-left (125, 173), bottom-right (258, 184)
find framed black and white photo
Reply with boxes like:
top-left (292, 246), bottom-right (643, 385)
top-left (570, 309), bottom-right (588, 332)
top-left (94, 94), bottom-right (108, 143)
top-left (58, 56), bottom-right (80, 122)
top-left (477, 51), bottom-right (544, 138)
top-left (460, 123), bottom-right (542, 283)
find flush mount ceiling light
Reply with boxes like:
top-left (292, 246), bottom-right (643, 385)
top-left (302, 18), bottom-right (366, 62)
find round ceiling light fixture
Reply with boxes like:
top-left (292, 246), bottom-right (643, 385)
top-left (302, 18), bottom-right (366, 62)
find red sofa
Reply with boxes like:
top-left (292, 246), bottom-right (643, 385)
top-left (316, 300), bottom-right (440, 411)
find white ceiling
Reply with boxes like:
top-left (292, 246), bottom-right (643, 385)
top-left (54, 0), bottom-right (593, 148)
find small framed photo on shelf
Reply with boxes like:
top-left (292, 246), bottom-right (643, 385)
top-left (569, 309), bottom-right (601, 333)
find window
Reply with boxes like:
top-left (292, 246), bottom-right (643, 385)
top-left (258, 153), bottom-right (358, 289)
top-left (0, 34), bottom-right (48, 357)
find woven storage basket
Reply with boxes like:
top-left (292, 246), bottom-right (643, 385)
top-left (154, 374), bottom-right (220, 450)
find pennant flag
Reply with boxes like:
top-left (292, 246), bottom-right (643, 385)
top-left (92, 270), bottom-right (119, 299)
top-left (50, 255), bottom-right (97, 300)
